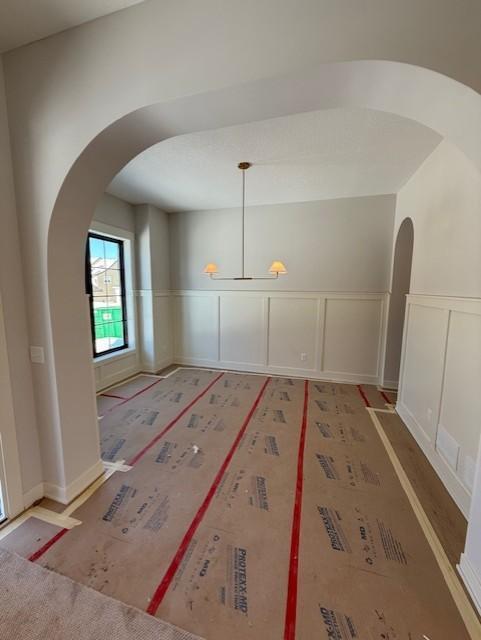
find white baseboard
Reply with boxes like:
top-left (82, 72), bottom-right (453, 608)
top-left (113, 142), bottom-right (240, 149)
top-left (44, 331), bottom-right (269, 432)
top-left (458, 553), bottom-right (481, 616)
top-left (44, 459), bottom-right (104, 505)
top-left (381, 379), bottom-right (399, 390)
top-left (23, 482), bottom-right (44, 509)
top-left (141, 355), bottom-right (174, 375)
top-left (174, 356), bottom-right (379, 385)
top-left (397, 401), bottom-right (471, 518)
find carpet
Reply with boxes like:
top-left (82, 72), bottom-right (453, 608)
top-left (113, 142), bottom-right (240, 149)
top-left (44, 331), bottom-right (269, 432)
top-left (0, 548), bottom-right (204, 640)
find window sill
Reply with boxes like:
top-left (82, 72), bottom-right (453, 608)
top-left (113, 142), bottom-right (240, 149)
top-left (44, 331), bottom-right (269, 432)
top-left (93, 346), bottom-right (137, 367)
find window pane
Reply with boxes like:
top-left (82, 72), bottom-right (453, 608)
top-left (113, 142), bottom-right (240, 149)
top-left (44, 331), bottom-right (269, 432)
top-left (87, 232), bottom-right (128, 356)
top-left (104, 239), bottom-right (119, 262)
top-left (109, 322), bottom-right (125, 350)
top-left (104, 269), bottom-right (122, 299)
top-left (89, 237), bottom-right (104, 262)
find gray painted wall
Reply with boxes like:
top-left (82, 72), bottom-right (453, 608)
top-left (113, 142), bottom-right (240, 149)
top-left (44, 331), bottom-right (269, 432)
top-left (169, 195), bottom-right (396, 292)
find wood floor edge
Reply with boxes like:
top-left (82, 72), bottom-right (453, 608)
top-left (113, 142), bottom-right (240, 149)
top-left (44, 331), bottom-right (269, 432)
top-left (367, 407), bottom-right (481, 638)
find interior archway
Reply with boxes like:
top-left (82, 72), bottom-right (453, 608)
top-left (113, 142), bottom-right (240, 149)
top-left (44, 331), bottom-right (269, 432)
top-left (383, 218), bottom-right (414, 389)
top-left (46, 59), bottom-right (481, 493)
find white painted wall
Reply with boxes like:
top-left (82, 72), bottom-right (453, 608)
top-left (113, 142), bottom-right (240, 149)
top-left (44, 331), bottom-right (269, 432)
top-left (170, 195), bottom-right (394, 382)
top-left (394, 140), bottom-right (481, 607)
top-left (397, 141), bottom-right (481, 299)
top-left (170, 196), bottom-right (396, 292)
top-left (2, 0), bottom-right (481, 512)
top-left (0, 61), bottom-right (42, 511)
top-left (396, 141), bottom-right (481, 508)
top-left (93, 191), bottom-right (135, 233)
top-left (135, 204), bottom-right (172, 373)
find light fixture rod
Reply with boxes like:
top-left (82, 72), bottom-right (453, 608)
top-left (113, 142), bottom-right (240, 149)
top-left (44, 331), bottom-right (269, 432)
top-left (203, 161), bottom-right (287, 280)
top-left (238, 161), bottom-right (251, 279)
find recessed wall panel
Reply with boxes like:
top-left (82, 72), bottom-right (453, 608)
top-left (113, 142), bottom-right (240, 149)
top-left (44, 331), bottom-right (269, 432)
top-left (268, 297), bottom-right (318, 369)
top-left (400, 303), bottom-right (448, 444)
top-left (323, 298), bottom-right (382, 377)
top-left (173, 295), bottom-right (218, 361)
top-left (439, 311), bottom-right (481, 492)
top-left (220, 296), bottom-right (265, 365)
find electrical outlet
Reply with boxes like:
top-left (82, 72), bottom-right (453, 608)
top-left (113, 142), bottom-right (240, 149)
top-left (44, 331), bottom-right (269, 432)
top-left (300, 352), bottom-right (307, 362)
top-left (427, 408), bottom-right (433, 422)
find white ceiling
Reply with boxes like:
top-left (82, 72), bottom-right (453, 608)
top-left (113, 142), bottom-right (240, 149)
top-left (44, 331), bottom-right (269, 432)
top-left (0, 0), bottom-right (144, 52)
top-left (107, 108), bottom-right (441, 213)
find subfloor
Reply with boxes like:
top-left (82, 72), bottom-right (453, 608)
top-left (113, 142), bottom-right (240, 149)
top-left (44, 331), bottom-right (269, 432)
top-left (0, 369), bottom-right (476, 639)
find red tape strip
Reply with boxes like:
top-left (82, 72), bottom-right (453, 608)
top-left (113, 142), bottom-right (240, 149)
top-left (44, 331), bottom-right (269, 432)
top-left (380, 390), bottom-right (392, 405)
top-left (101, 392), bottom-right (128, 400)
top-left (128, 372), bottom-right (224, 466)
top-left (28, 528), bottom-right (69, 562)
top-left (28, 372), bottom-right (225, 563)
top-left (107, 377), bottom-right (164, 411)
top-left (357, 384), bottom-right (371, 407)
top-left (283, 380), bottom-right (309, 640)
top-left (146, 376), bottom-right (271, 616)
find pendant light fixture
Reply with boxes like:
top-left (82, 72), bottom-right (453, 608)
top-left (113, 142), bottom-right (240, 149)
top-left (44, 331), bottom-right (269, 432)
top-left (203, 162), bottom-right (288, 280)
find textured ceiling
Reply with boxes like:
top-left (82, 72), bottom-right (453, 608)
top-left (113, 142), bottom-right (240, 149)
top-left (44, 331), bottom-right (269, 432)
top-left (108, 108), bottom-right (441, 212)
top-left (0, 0), bottom-right (144, 52)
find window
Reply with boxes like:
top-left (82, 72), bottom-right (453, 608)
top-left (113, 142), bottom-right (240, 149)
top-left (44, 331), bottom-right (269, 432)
top-left (86, 232), bottom-right (128, 357)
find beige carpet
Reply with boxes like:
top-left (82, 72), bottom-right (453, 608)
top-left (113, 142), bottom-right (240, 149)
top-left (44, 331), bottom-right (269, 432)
top-left (0, 548), bottom-right (204, 640)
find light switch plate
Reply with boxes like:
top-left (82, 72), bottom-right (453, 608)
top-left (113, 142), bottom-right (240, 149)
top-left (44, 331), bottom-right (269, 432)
top-left (30, 346), bottom-right (45, 364)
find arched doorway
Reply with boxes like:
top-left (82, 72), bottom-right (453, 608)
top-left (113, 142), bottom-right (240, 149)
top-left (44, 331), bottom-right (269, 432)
top-left (383, 218), bottom-right (414, 389)
top-left (44, 61), bottom-right (481, 497)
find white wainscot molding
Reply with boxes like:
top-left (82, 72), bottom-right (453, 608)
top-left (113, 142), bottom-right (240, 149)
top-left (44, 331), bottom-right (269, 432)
top-left (93, 348), bottom-right (140, 392)
top-left (397, 294), bottom-right (481, 518)
top-left (172, 290), bottom-right (387, 385)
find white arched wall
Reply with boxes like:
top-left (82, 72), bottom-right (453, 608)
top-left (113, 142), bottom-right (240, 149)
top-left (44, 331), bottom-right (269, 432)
top-left (0, 0), bottom-right (479, 613)
top-left (43, 62), bottom-right (481, 500)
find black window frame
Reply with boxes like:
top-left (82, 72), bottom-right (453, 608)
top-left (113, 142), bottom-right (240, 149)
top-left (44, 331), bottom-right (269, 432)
top-left (85, 231), bottom-right (129, 358)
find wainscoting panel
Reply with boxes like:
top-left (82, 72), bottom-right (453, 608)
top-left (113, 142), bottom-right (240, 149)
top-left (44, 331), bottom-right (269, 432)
top-left (94, 349), bottom-right (140, 392)
top-left (322, 298), bottom-right (383, 381)
top-left (173, 293), bottom-right (219, 362)
top-left (220, 295), bottom-right (266, 366)
top-left (438, 310), bottom-right (481, 494)
top-left (399, 303), bottom-right (449, 446)
top-left (173, 290), bottom-right (387, 383)
top-left (268, 297), bottom-right (319, 370)
top-left (398, 294), bottom-right (481, 517)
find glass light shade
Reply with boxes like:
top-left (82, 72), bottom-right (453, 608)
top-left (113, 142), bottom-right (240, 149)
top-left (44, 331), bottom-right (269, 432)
top-left (268, 260), bottom-right (288, 275)
top-left (203, 262), bottom-right (219, 274)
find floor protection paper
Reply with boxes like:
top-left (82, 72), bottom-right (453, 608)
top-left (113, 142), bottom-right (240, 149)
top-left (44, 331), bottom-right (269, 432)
top-left (17, 370), bottom-right (471, 640)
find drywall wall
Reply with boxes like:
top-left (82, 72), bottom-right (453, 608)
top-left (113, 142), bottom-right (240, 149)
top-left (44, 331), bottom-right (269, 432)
top-left (170, 195), bottom-right (394, 382)
top-left (397, 141), bottom-right (481, 298)
top-left (393, 139), bottom-right (481, 608)
top-left (92, 192), bottom-right (135, 233)
top-left (3, 0), bottom-right (481, 508)
top-left (0, 61), bottom-right (42, 511)
top-left (396, 141), bottom-right (481, 514)
top-left (170, 195), bottom-right (396, 292)
top-left (135, 204), bottom-right (172, 372)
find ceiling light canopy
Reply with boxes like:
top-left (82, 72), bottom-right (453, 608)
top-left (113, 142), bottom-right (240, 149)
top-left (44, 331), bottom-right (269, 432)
top-left (203, 162), bottom-right (287, 281)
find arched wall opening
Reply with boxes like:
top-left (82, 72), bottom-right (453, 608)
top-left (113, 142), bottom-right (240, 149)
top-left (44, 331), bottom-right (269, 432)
top-left (382, 218), bottom-right (414, 388)
top-left (46, 60), bottom-right (481, 499)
